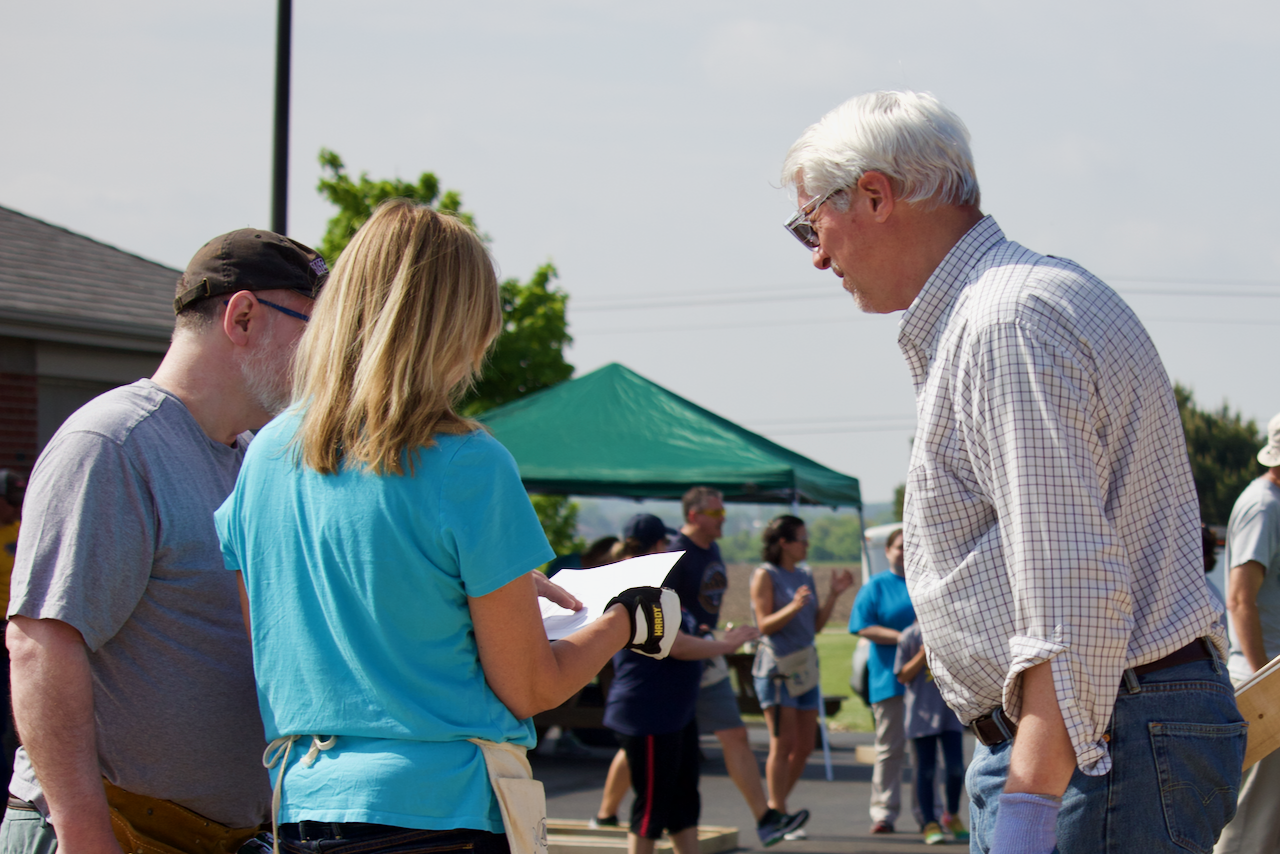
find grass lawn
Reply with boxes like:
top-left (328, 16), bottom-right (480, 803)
top-left (815, 629), bottom-right (873, 732)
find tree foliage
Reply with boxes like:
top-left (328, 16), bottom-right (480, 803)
top-left (315, 149), bottom-right (474, 262)
top-left (718, 513), bottom-right (863, 564)
top-left (461, 263), bottom-right (573, 417)
top-left (531, 494), bottom-right (587, 557)
top-left (1175, 384), bottom-right (1264, 526)
top-left (315, 149), bottom-right (578, 554)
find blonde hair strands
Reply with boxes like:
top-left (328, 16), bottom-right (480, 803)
top-left (291, 200), bottom-right (501, 475)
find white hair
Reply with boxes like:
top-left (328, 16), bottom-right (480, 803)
top-left (781, 91), bottom-right (980, 209)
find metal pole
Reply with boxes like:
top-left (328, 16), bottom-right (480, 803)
top-left (270, 0), bottom-right (292, 235)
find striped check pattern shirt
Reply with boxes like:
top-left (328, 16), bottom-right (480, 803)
top-left (898, 216), bottom-right (1225, 775)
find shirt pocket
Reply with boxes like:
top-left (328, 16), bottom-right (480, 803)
top-left (906, 463), bottom-right (995, 575)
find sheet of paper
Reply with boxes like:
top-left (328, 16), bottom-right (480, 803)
top-left (540, 551), bottom-right (684, 640)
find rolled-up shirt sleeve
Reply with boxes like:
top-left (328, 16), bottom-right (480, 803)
top-left (960, 320), bottom-right (1132, 775)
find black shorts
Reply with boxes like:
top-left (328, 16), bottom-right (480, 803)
top-left (618, 720), bottom-right (701, 839)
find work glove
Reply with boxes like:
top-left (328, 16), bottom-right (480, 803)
top-left (606, 587), bottom-right (680, 659)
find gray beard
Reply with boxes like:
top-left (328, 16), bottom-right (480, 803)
top-left (238, 322), bottom-right (292, 418)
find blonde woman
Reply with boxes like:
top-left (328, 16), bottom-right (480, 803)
top-left (215, 201), bottom-right (671, 854)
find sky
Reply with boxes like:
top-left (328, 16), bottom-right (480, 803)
top-left (4, 1), bottom-right (1278, 503)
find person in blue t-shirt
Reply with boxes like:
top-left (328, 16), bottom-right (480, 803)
top-left (848, 528), bottom-right (916, 835)
top-left (216, 201), bottom-right (677, 854)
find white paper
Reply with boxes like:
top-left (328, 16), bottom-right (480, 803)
top-left (539, 551), bottom-right (684, 640)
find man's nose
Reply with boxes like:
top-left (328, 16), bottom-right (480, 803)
top-left (812, 244), bottom-right (831, 270)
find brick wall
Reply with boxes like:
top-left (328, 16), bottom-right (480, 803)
top-left (0, 372), bottom-right (37, 475)
top-left (718, 562), bottom-right (861, 628)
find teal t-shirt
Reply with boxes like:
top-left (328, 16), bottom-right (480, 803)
top-left (849, 570), bottom-right (916, 704)
top-left (215, 412), bottom-right (554, 832)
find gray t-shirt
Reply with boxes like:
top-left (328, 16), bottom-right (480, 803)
top-left (8, 379), bottom-right (270, 827)
top-left (1225, 476), bottom-right (1280, 682)
top-left (893, 623), bottom-right (963, 740)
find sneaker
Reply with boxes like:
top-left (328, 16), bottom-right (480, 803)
top-left (870, 820), bottom-right (895, 834)
top-left (923, 821), bottom-right (946, 845)
top-left (942, 813), bottom-right (969, 843)
top-left (588, 815), bottom-right (618, 829)
top-left (782, 828), bottom-right (807, 841)
top-left (757, 809), bottom-right (809, 847)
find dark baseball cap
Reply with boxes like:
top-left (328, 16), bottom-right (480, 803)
top-left (0, 469), bottom-right (25, 509)
top-left (623, 513), bottom-right (678, 550)
top-left (173, 228), bottom-right (329, 315)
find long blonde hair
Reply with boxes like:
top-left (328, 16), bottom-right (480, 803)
top-left (291, 200), bottom-right (501, 475)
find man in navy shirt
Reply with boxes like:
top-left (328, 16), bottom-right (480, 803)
top-left (666, 487), bottom-right (808, 843)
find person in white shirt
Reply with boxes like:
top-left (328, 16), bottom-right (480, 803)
top-left (780, 90), bottom-right (1245, 854)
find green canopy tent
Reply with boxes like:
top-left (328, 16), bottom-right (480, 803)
top-left (479, 362), bottom-right (861, 509)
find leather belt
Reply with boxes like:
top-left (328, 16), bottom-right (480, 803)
top-left (6, 796), bottom-right (36, 811)
top-left (969, 638), bottom-right (1216, 748)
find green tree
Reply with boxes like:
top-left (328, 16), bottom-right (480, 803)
top-left (315, 149), bottom-right (580, 555)
top-left (893, 483), bottom-right (906, 523)
top-left (807, 515), bottom-right (862, 562)
top-left (1176, 384), bottom-right (1264, 526)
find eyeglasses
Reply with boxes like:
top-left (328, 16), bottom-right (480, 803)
top-left (223, 297), bottom-right (310, 322)
top-left (783, 187), bottom-right (843, 250)
top-left (699, 507), bottom-right (726, 519)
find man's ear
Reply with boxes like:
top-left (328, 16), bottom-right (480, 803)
top-left (222, 291), bottom-right (260, 347)
top-left (857, 171), bottom-right (896, 222)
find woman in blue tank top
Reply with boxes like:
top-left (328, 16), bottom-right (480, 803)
top-left (750, 516), bottom-right (853, 821)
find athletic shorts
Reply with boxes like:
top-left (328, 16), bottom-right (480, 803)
top-left (753, 674), bottom-right (821, 711)
top-left (695, 675), bottom-right (743, 734)
top-left (618, 720), bottom-right (701, 839)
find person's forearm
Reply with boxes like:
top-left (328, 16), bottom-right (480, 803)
top-left (757, 601), bottom-right (801, 635)
top-left (7, 617), bottom-right (121, 854)
top-left (897, 647), bottom-right (927, 684)
top-left (856, 625), bottom-right (901, 645)
top-left (1227, 598), bottom-right (1269, 673)
top-left (670, 633), bottom-right (739, 660)
top-left (535, 606), bottom-right (632, 716)
top-left (1004, 661), bottom-right (1076, 797)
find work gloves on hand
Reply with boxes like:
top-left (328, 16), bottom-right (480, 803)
top-left (606, 587), bottom-right (680, 659)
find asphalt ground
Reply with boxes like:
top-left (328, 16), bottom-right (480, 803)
top-left (531, 724), bottom-right (975, 854)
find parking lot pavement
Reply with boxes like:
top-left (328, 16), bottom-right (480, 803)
top-left (531, 724), bottom-right (973, 854)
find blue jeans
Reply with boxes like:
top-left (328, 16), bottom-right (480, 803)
top-left (0, 807), bottom-right (57, 854)
top-left (967, 656), bottom-right (1247, 854)
top-left (914, 730), bottom-right (965, 824)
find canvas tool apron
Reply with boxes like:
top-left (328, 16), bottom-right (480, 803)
top-left (261, 735), bottom-right (547, 854)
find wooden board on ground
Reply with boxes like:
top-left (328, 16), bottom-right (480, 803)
top-left (1236, 652), bottom-right (1280, 770)
top-left (548, 820), bottom-right (738, 854)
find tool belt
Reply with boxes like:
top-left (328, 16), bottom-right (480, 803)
top-left (103, 779), bottom-right (260, 854)
top-left (970, 638), bottom-right (1216, 748)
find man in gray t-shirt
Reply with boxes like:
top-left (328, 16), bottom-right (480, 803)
top-left (3, 229), bottom-right (326, 854)
top-left (1214, 412), bottom-right (1280, 854)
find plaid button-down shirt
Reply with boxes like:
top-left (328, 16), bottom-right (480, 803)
top-left (898, 216), bottom-right (1225, 775)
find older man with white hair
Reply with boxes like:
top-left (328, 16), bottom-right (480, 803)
top-left (780, 91), bottom-right (1245, 854)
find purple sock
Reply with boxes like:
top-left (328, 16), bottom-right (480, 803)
top-left (989, 792), bottom-right (1061, 854)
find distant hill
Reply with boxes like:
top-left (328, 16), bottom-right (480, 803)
top-left (570, 496), bottom-right (896, 563)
